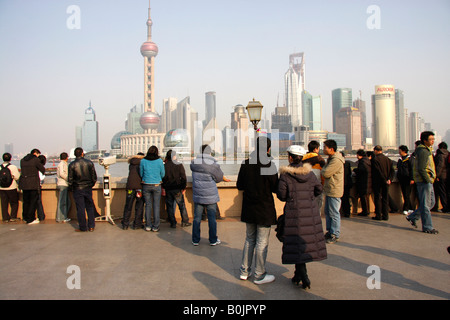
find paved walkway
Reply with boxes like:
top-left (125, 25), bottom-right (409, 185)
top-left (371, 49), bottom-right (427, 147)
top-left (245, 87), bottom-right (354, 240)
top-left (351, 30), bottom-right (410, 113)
top-left (0, 212), bottom-right (449, 301)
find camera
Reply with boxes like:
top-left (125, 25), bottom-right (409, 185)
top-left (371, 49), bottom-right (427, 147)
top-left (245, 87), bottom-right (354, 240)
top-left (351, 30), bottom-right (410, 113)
top-left (98, 156), bottom-right (117, 167)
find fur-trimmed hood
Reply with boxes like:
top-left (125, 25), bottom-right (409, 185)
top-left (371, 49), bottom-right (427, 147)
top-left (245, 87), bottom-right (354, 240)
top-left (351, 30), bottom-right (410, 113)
top-left (128, 154), bottom-right (144, 164)
top-left (279, 163), bottom-right (313, 182)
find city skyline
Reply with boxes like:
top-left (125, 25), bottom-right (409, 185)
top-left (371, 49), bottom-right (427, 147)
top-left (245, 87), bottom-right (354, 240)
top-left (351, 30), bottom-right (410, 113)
top-left (0, 0), bottom-right (449, 155)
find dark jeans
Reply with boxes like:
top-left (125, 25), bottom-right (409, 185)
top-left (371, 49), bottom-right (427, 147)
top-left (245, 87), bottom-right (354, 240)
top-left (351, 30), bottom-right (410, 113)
top-left (373, 182), bottom-right (390, 219)
top-left (73, 188), bottom-right (96, 231)
top-left (22, 190), bottom-right (39, 223)
top-left (0, 189), bottom-right (19, 221)
top-left (399, 181), bottom-right (414, 212)
top-left (433, 178), bottom-right (447, 211)
top-left (165, 189), bottom-right (189, 226)
top-left (341, 186), bottom-right (351, 216)
top-left (193, 203), bottom-right (217, 244)
top-left (122, 190), bottom-right (144, 228)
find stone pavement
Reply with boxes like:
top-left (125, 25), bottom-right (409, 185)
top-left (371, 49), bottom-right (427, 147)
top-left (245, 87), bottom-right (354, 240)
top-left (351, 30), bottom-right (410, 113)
top-left (0, 212), bottom-right (449, 301)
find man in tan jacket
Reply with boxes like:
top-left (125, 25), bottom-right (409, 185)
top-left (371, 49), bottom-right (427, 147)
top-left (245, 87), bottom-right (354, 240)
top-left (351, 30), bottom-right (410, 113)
top-left (321, 140), bottom-right (344, 244)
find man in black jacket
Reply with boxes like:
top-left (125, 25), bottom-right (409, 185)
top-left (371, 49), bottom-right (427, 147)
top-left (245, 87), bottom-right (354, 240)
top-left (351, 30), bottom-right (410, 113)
top-left (68, 147), bottom-right (97, 232)
top-left (397, 145), bottom-right (414, 215)
top-left (162, 150), bottom-right (191, 228)
top-left (433, 142), bottom-right (449, 212)
top-left (237, 136), bottom-right (278, 285)
top-left (371, 145), bottom-right (395, 221)
top-left (19, 149), bottom-right (45, 224)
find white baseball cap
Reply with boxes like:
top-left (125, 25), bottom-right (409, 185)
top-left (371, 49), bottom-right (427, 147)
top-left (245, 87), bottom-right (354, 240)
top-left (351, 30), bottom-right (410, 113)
top-left (287, 145), bottom-right (306, 156)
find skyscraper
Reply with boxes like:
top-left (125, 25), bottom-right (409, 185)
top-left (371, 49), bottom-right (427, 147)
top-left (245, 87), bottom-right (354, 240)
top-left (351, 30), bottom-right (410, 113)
top-left (353, 97), bottom-right (367, 145)
top-left (336, 107), bottom-right (362, 151)
top-left (82, 102), bottom-right (99, 152)
top-left (285, 53), bottom-right (305, 127)
top-left (372, 85), bottom-right (396, 150)
top-left (205, 91), bottom-right (216, 127)
top-left (161, 97), bottom-right (178, 132)
top-left (302, 91), bottom-right (322, 131)
top-left (230, 105), bottom-right (249, 153)
top-left (332, 88), bottom-right (352, 132)
top-left (409, 112), bottom-right (420, 149)
top-left (395, 89), bottom-right (407, 146)
top-left (126, 105), bottom-right (144, 135)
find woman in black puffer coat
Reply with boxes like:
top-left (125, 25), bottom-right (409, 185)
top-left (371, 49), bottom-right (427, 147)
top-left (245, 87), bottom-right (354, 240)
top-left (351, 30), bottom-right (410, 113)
top-left (277, 146), bottom-right (327, 289)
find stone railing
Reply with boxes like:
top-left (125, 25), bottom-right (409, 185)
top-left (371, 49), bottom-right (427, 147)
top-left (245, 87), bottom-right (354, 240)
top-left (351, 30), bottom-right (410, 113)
top-left (1, 176), bottom-right (428, 223)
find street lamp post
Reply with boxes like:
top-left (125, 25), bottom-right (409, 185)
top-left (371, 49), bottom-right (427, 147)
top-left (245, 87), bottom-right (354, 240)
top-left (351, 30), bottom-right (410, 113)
top-left (246, 98), bottom-right (264, 131)
top-left (246, 98), bottom-right (264, 150)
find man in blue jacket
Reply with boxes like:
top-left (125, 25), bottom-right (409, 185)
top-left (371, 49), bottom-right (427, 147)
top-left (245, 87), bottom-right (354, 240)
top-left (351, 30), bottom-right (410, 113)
top-left (190, 145), bottom-right (224, 246)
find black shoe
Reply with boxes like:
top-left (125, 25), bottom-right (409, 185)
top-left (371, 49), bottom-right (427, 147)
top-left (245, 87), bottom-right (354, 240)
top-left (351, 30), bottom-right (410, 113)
top-left (372, 216), bottom-right (382, 221)
top-left (357, 212), bottom-right (369, 216)
top-left (291, 276), bottom-right (301, 286)
top-left (301, 276), bottom-right (311, 289)
top-left (406, 216), bottom-right (417, 228)
top-left (181, 222), bottom-right (192, 227)
top-left (423, 229), bottom-right (439, 234)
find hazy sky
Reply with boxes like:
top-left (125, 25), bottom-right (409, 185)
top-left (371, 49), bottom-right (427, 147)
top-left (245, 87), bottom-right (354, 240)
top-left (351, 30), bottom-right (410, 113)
top-left (1, 0), bottom-right (449, 156)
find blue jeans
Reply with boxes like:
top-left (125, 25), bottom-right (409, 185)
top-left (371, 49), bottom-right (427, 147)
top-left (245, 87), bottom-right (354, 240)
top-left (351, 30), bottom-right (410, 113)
top-left (165, 189), bottom-right (189, 225)
top-left (408, 182), bottom-right (435, 231)
top-left (240, 223), bottom-right (271, 279)
top-left (324, 196), bottom-right (341, 238)
top-left (56, 186), bottom-right (71, 222)
top-left (143, 184), bottom-right (161, 230)
top-left (192, 203), bottom-right (217, 244)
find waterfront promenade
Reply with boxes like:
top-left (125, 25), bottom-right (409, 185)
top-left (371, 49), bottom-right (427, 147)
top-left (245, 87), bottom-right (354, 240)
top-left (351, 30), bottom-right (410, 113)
top-left (0, 212), bottom-right (449, 301)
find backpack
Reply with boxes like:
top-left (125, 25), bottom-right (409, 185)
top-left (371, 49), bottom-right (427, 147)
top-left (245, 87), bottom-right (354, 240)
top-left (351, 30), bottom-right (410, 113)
top-left (0, 163), bottom-right (13, 188)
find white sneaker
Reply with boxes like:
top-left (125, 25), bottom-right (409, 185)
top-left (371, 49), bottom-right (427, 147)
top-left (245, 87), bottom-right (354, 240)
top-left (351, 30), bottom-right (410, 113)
top-left (210, 239), bottom-right (221, 246)
top-left (403, 211), bottom-right (408, 215)
top-left (27, 219), bottom-right (39, 225)
top-left (240, 273), bottom-right (251, 280)
top-left (254, 274), bottom-right (275, 285)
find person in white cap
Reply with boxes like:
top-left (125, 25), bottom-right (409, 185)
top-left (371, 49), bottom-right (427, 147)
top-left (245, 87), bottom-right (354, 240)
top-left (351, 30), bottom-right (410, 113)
top-left (277, 145), bottom-right (326, 289)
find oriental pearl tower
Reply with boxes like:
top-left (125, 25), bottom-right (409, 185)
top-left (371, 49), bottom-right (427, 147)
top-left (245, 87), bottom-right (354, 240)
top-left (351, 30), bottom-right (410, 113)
top-left (139, 0), bottom-right (160, 133)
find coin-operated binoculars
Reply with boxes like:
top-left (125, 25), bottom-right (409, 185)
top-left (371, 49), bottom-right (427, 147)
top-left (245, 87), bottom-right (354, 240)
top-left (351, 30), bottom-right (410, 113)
top-left (98, 156), bottom-right (116, 225)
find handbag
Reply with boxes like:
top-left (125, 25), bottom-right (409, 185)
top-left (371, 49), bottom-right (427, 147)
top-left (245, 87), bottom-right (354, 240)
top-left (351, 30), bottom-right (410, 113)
top-left (275, 214), bottom-right (285, 242)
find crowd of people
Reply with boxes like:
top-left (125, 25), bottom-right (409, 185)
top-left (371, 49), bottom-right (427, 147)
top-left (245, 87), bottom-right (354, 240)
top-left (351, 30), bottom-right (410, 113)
top-left (0, 130), bottom-right (447, 289)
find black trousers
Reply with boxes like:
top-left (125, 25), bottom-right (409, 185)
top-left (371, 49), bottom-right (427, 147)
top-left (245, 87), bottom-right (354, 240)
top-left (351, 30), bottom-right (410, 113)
top-left (399, 181), bottom-right (414, 212)
top-left (434, 178), bottom-right (448, 211)
top-left (22, 190), bottom-right (39, 223)
top-left (295, 263), bottom-right (308, 280)
top-left (122, 190), bottom-right (144, 228)
top-left (0, 189), bottom-right (19, 221)
top-left (373, 182), bottom-right (390, 219)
